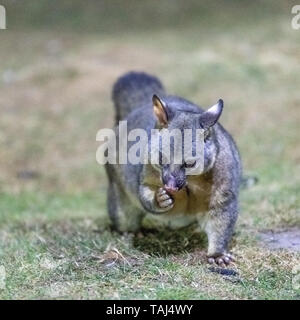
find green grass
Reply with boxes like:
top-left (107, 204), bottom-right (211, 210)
top-left (0, 1), bottom-right (299, 299)
top-left (0, 191), bottom-right (298, 299)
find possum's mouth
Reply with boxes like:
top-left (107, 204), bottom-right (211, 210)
top-left (162, 172), bottom-right (187, 195)
top-left (164, 185), bottom-right (179, 195)
top-left (164, 181), bottom-right (187, 195)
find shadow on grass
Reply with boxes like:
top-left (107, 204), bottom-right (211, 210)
top-left (8, 215), bottom-right (207, 263)
top-left (133, 225), bottom-right (207, 257)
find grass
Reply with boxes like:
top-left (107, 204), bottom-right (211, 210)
top-left (0, 1), bottom-right (299, 299)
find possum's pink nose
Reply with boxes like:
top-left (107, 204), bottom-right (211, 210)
top-left (164, 185), bottom-right (179, 195)
top-left (164, 175), bottom-right (182, 194)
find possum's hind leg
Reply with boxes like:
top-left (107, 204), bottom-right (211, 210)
top-left (107, 182), bottom-right (119, 230)
top-left (107, 182), bottom-right (144, 233)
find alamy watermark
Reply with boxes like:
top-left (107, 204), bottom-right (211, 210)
top-left (0, 5), bottom-right (6, 29)
top-left (291, 5), bottom-right (300, 30)
top-left (96, 121), bottom-right (205, 176)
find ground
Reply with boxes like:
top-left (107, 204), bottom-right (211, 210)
top-left (0, 1), bottom-right (299, 299)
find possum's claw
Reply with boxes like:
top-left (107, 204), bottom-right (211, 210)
top-left (156, 187), bottom-right (174, 211)
top-left (207, 253), bottom-right (235, 267)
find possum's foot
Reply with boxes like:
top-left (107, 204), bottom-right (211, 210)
top-left (207, 253), bottom-right (235, 267)
top-left (156, 187), bottom-right (174, 211)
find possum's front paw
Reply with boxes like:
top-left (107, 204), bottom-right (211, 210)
top-left (156, 187), bottom-right (174, 212)
top-left (207, 253), bottom-right (235, 267)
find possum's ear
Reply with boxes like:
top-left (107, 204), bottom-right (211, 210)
top-left (153, 94), bottom-right (168, 128)
top-left (199, 99), bottom-right (223, 129)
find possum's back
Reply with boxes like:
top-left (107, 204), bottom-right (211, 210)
top-left (112, 71), bottom-right (165, 123)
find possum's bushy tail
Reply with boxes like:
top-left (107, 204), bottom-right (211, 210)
top-left (112, 71), bottom-right (165, 123)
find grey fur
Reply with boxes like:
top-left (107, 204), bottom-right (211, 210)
top-left (105, 71), bottom-right (242, 264)
top-left (112, 71), bottom-right (165, 123)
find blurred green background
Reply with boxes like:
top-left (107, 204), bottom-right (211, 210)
top-left (0, 0), bottom-right (299, 299)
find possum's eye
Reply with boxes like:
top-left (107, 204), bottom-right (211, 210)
top-left (184, 160), bottom-right (196, 168)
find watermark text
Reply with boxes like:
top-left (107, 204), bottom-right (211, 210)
top-left (291, 5), bottom-right (300, 30)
